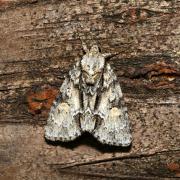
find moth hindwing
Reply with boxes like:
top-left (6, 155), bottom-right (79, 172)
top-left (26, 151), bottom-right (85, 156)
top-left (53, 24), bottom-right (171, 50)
top-left (45, 45), bottom-right (132, 146)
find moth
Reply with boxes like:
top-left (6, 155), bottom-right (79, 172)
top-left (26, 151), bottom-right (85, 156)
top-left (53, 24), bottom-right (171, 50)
top-left (45, 43), bottom-right (132, 146)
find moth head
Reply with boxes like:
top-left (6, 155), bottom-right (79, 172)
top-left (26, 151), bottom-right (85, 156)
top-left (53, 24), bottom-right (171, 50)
top-left (89, 45), bottom-right (99, 56)
top-left (81, 45), bottom-right (105, 86)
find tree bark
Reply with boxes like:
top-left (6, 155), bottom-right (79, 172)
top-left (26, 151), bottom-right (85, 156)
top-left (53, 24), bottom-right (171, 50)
top-left (0, 0), bottom-right (179, 179)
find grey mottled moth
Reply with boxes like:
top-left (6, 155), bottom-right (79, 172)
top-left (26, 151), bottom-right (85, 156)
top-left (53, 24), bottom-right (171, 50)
top-left (45, 44), bottom-right (132, 146)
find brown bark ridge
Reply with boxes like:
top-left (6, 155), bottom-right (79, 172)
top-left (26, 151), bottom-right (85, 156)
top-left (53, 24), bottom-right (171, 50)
top-left (0, 0), bottom-right (179, 179)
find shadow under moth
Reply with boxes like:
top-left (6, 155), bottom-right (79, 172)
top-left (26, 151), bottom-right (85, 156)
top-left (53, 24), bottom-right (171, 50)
top-left (45, 44), bottom-right (132, 146)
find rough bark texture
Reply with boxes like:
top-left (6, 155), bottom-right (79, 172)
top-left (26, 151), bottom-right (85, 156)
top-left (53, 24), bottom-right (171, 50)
top-left (0, 0), bottom-right (180, 179)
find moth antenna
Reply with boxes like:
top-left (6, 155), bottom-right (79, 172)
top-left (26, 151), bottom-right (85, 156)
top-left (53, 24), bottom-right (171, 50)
top-left (81, 38), bottom-right (89, 53)
top-left (76, 32), bottom-right (89, 53)
top-left (73, 23), bottom-right (89, 53)
top-left (88, 28), bottom-right (98, 47)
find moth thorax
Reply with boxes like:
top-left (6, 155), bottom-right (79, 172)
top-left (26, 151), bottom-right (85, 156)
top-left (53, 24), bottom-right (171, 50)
top-left (81, 55), bottom-right (105, 88)
top-left (89, 45), bottom-right (99, 55)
